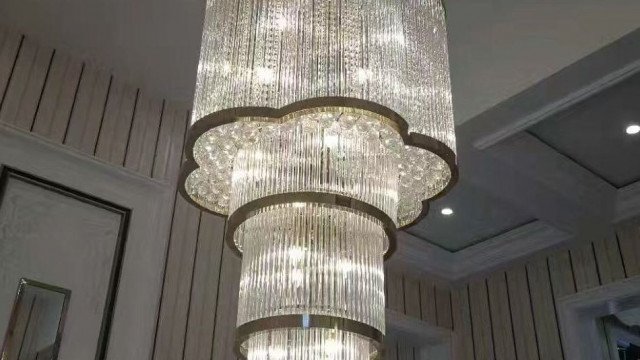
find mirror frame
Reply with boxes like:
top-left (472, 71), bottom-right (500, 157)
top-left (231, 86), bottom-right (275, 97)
top-left (1, 278), bottom-right (71, 360)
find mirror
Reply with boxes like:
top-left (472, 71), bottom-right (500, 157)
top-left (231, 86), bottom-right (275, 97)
top-left (603, 308), bottom-right (640, 360)
top-left (1, 279), bottom-right (71, 360)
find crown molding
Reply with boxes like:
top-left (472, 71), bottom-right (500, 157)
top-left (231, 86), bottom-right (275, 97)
top-left (615, 180), bottom-right (640, 222)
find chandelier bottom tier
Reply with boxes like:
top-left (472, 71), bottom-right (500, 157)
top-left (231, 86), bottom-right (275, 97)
top-left (235, 203), bottom-right (386, 359)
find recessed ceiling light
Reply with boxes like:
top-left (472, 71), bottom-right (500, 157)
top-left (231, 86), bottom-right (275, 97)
top-left (626, 124), bottom-right (640, 135)
top-left (441, 207), bottom-right (454, 216)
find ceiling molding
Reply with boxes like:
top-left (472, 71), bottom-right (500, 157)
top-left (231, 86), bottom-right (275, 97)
top-left (452, 220), bottom-right (571, 282)
top-left (386, 309), bottom-right (450, 345)
top-left (455, 138), bottom-right (605, 236)
top-left (387, 231), bottom-right (455, 282)
top-left (480, 132), bottom-right (618, 236)
top-left (615, 180), bottom-right (640, 222)
top-left (460, 28), bottom-right (640, 150)
top-left (391, 220), bottom-right (571, 284)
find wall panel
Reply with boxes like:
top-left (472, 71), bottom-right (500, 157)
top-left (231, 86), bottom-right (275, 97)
top-left (31, 50), bottom-right (82, 142)
top-left (451, 287), bottom-right (475, 360)
top-left (153, 197), bottom-right (201, 360)
top-left (0, 28), bottom-right (201, 360)
top-left (617, 220), bottom-right (640, 276)
top-left (0, 38), bottom-right (53, 130)
top-left (404, 276), bottom-right (422, 319)
top-left (95, 78), bottom-right (138, 165)
top-left (0, 29), bottom-right (23, 106)
top-left (453, 229), bottom-right (639, 360)
top-left (593, 233), bottom-right (626, 284)
top-left (387, 271), bottom-right (406, 313)
top-left (63, 63), bottom-right (112, 153)
top-left (420, 279), bottom-right (438, 325)
top-left (469, 280), bottom-right (494, 360)
top-left (505, 267), bottom-right (539, 360)
top-left (435, 287), bottom-right (453, 330)
top-left (486, 273), bottom-right (516, 360)
top-left (569, 242), bottom-right (600, 291)
top-left (183, 213), bottom-right (225, 360)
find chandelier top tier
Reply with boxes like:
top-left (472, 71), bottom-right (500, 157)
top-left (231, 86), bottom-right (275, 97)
top-left (181, 0), bottom-right (458, 230)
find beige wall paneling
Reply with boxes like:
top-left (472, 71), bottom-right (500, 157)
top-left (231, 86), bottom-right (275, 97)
top-left (0, 38), bottom-right (53, 130)
top-left (451, 287), bottom-right (475, 360)
top-left (183, 212), bottom-right (225, 360)
top-left (95, 77), bottom-right (138, 165)
top-left (435, 286), bottom-right (453, 330)
top-left (124, 92), bottom-right (164, 176)
top-left (153, 196), bottom-right (202, 360)
top-left (616, 220), bottom-right (640, 276)
top-left (152, 101), bottom-right (188, 181)
top-left (64, 63), bottom-right (112, 153)
top-left (526, 259), bottom-right (563, 360)
top-left (486, 273), bottom-right (516, 360)
top-left (397, 339), bottom-right (414, 360)
top-left (31, 50), bottom-right (82, 142)
top-left (420, 279), bottom-right (438, 325)
top-left (547, 251), bottom-right (576, 298)
top-left (468, 280), bottom-right (495, 360)
top-left (404, 276), bottom-right (422, 319)
top-left (385, 338), bottom-right (399, 360)
top-left (505, 266), bottom-right (539, 360)
top-left (210, 246), bottom-right (242, 360)
top-left (387, 271), bottom-right (405, 313)
top-left (592, 233), bottom-right (626, 285)
top-left (0, 29), bottom-right (22, 104)
top-left (569, 241), bottom-right (601, 291)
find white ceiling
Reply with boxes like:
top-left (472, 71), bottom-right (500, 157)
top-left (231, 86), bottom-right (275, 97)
top-left (1, 0), bottom-right (638, 123)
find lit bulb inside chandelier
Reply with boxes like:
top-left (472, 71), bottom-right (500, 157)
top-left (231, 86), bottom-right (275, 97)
top-left (180, 0), bottom-right (458, 359)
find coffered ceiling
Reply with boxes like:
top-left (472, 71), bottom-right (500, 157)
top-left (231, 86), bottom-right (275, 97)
top-left (407, 179), bottom-right (534, 251)
top-left (529, 72), bottom-right (640, 188)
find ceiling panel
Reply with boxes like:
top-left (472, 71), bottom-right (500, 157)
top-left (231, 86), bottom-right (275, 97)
top-left (1, 0), bottom-right (639, 121)
top-left (529, 72), bottom-right (640, 188)
top-left (405, 179), bottom-right (535, 252)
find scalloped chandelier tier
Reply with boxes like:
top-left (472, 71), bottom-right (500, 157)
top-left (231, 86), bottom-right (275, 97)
top-left (179, 0), bottom-right (458, 358)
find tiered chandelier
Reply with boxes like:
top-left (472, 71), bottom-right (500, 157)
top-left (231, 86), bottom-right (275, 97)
top-left (179, 0), bottom-right (457, 358)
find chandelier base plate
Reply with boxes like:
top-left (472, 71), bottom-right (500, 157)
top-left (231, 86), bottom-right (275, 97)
top-left (235, 314), bottom-right (384, 360)
top-left (223, 191), bottom-right (402, 259)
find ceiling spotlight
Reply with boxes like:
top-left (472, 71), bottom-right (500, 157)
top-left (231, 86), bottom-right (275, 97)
top-left (441, 207), bottom-right (454, 216)
top-left (626, 124), bottom-right (640, 135)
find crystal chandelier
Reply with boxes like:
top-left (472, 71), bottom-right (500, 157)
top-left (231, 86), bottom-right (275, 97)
top-left (179, 0), bottom-right (457, 358)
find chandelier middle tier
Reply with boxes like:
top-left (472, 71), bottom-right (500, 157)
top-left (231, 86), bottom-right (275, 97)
top-left (179, 0), bottom-right (458, 359)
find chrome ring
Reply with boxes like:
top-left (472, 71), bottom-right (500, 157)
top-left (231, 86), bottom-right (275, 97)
top-left (223, 191), bottom-right (399, 260)
top-left (234, 314), bottom-right (384, 360)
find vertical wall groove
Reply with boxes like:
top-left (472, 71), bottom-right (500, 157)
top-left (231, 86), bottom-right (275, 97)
top-left (29, 48), bottom-right (55, 132)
